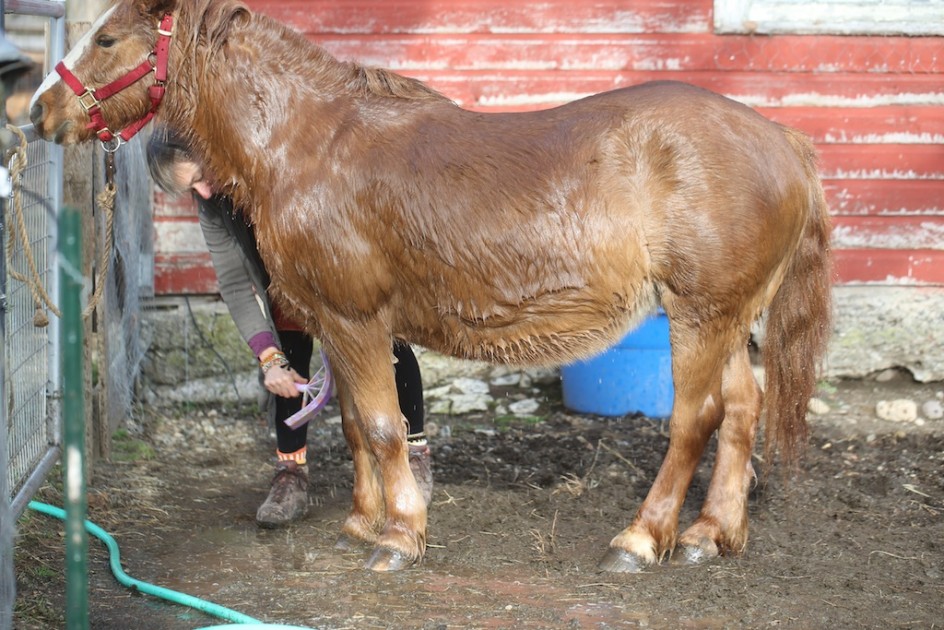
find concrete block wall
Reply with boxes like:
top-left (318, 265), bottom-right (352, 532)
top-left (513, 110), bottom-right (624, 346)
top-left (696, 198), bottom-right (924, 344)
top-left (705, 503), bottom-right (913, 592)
top-left (139, 286), bottom-right (944, 408)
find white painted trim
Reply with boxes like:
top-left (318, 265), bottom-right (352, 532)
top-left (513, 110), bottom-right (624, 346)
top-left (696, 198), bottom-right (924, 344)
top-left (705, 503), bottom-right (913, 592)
top-left (714, 0), bottom-right (944, 35)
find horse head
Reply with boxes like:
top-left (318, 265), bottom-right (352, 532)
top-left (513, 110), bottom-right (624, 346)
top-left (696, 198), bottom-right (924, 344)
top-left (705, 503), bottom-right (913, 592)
top-left (29, 0), bottom-right (248, 148)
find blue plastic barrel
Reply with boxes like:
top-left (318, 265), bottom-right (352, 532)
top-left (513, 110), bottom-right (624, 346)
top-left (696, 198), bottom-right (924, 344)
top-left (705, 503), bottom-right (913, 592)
top-left (560, 312), bottom-right (674, 418)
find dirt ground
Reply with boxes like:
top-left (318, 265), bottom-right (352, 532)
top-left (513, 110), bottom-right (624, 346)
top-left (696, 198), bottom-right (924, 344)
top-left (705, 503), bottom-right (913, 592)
top-left (13, 370), bottom-right (944, 629)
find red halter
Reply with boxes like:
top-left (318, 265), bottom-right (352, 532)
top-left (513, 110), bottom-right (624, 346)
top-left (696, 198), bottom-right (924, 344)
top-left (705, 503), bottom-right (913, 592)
top-left (55, 13), bottom-right (174, 150)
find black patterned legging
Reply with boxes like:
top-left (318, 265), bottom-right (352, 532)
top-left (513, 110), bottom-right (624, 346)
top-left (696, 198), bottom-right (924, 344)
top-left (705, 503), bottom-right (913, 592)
top-left (275, 332), bottom-right (425, 454)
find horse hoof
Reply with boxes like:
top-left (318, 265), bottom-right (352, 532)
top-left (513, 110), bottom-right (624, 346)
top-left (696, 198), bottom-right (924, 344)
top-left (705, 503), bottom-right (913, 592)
top-left (598, 547), bottom-right (651, 573)
top-left (674, 541), bottom-right (719, 565)
top-left (365, 546), bottom-right (416, 572)
top-left (672, 547), bottom-right (718, 565)
top-left (675, 546), bottom-right (718, 565)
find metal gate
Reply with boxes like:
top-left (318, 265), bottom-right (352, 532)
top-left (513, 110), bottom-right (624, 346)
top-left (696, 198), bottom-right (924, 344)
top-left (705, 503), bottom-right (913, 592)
top-left (2, 0), bottom-right (65, 518)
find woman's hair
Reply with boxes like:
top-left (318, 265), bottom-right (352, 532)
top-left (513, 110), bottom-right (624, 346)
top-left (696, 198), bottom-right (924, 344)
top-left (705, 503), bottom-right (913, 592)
top-left (146, 125), bottom-right (196, 195)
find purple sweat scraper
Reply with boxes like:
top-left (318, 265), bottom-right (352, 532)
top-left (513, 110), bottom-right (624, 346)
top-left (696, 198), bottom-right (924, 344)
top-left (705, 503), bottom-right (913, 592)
top-left (283, 349), bottom-right (333, 429)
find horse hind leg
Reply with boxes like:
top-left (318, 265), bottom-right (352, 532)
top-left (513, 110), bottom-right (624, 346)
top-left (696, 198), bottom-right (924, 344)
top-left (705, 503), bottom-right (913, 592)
top-left (599, 313), bottom-right (730, 573)
top-left (675, 344), bottom-right (762, 564)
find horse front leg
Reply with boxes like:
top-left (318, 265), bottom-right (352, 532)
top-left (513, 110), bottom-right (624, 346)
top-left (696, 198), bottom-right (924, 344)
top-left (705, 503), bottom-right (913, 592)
top-left (334, 374), bottom-right (385, 550)
top-left (676, 344), bottom-right (762, 563)
top-left (328, 333), bottom-right (426, 571)
top-left (599, 316), bottom-right (729, 573)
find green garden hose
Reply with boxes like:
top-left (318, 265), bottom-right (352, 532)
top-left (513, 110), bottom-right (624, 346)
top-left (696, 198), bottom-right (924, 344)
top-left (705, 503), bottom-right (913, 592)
top-left (27, 501), bottom-right (314, 629)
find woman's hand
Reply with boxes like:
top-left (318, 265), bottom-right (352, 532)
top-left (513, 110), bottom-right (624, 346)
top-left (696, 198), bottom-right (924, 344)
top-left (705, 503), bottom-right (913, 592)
top-left (263, 363), bottom-right (308, 398)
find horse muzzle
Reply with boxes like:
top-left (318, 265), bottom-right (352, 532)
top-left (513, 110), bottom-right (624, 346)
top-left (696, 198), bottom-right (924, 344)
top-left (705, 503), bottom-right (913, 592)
top-left (30, 97), bottom-right (78, 145)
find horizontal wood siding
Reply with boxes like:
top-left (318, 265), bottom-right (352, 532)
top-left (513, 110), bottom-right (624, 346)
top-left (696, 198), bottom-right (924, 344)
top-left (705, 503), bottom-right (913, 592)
top-left (153, 191), bottom-right (216, 293)
top-left (154, 0), bottom-right (943, 292)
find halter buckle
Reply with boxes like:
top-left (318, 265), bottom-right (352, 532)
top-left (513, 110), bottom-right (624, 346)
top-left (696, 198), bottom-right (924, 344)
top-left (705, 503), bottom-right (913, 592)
top-left (77, 90), bottom-right (100, 113)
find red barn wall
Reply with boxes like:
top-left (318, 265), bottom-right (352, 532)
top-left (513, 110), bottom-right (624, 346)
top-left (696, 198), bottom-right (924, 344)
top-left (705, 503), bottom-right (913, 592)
top-left (153, 0), bottom-right (944, 294)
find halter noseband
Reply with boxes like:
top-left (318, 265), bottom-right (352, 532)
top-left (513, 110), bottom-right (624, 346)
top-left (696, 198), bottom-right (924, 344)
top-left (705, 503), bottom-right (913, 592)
top-left (55, 13), bottom-right (174, 151)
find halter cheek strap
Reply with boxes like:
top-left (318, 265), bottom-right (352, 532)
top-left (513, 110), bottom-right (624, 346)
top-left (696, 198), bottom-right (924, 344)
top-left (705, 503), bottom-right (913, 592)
top-left (56, 13), bottom-right (174, 149)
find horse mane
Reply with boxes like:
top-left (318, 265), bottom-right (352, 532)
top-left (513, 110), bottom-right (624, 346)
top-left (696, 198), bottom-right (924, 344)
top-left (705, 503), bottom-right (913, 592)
top-left (347, 64), bottom-right (449, 102)
top-left (170, 0), bottom-right (445, 102)
top-left (157, 0), bottom-right (451, 208)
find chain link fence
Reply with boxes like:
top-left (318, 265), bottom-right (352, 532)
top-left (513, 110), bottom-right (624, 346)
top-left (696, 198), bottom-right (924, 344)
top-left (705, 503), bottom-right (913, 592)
top-left (4, 124), bottom-right (63, 512)
top-left (2, 0), bottom-right (64, 518)
top-left (1, 2), bottom-right (64, 626)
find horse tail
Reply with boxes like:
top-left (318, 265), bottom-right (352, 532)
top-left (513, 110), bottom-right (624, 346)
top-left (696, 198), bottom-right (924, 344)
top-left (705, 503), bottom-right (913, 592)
top-left (762, 127), bottom-right (833, 465)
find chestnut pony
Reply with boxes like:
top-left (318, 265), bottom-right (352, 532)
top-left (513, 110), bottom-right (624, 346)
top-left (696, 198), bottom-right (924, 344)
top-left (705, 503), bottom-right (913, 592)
top-left (31, 0), bottom-right (831, 572)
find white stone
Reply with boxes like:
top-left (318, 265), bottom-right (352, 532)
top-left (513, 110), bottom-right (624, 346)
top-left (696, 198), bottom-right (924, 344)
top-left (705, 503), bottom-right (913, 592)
top-left (448, 393), bottom-right (491, 414)
top-left (874, 368), bottom-right (901, 383)
top-left (490, 373), bottom-right (521, 387)
top-left (509, 399), bottom-right (540, 416)
top-left (807, 397), bottom-right (831, 415)
top-left (424, 384), bottom-right (454, 400)
top-left (521, 367), bottom-right (559, 386)
top-left (452, 377), bottom-right (491, 395)
top-left (428, 399), bottom-right (453, 415)
top-left (921, 399), bottom-right (943, 420)
top-left (416, 350), bottom-right (491, 387)
top-left (875, 399), bottom-right (918, 423)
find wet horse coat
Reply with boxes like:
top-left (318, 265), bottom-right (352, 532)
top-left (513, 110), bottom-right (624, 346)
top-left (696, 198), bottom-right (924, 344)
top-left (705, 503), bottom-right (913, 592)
top-left (30, 0), bottom-right (832, 572)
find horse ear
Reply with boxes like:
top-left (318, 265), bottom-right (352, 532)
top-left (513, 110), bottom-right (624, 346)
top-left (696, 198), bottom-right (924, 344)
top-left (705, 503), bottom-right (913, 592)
top-left (203, 1), bottom-right (251, 46)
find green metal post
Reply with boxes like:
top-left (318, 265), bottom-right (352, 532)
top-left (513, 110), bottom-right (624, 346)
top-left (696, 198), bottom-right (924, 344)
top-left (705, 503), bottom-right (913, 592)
top-left (59, 206), bottom-right (88, 630)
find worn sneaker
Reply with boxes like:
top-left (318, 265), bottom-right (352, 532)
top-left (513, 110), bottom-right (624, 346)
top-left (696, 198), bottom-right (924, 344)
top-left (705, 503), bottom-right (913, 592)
top-left (408, 443), bottom-right (434, 507)
top-left (255, 461), bottom-right (309, 527)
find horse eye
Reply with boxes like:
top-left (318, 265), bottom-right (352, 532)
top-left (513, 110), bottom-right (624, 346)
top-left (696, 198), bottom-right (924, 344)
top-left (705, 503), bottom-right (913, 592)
top-left (95, 35), bottom-right (116, 48)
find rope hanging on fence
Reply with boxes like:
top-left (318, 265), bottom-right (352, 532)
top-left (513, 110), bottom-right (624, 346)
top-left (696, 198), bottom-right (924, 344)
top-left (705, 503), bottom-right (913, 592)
top-left (86, 162), bottom-right (116, 319)
top-left (4, 123), bottom-right (115, 323)
top-left (5, 124), bottom-right (59, 324)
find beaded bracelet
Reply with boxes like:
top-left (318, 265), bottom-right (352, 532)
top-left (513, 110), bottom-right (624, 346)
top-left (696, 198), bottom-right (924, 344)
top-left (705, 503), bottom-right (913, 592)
top-left (260, 350), bottom-right (290, 374)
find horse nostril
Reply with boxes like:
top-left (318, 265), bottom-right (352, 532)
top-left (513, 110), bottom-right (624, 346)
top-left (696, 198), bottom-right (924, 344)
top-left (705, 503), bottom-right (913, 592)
top-left (30, 101), bottom-right (45, 126)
